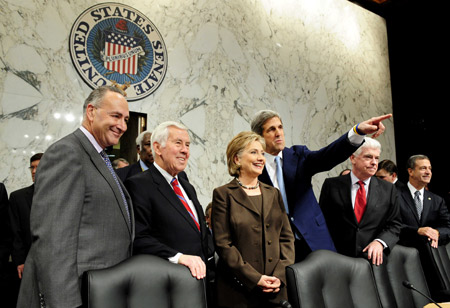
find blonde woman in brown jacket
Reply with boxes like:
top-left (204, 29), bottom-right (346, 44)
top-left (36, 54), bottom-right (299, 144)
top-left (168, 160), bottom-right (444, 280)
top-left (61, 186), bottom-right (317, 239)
top-left (212, 131), bottom-right (295, 308)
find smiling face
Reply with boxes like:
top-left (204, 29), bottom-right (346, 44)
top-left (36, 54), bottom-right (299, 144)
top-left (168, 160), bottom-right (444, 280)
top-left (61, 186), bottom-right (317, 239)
top-left (261, 116), bottom-right (285, 155)
top-left (350, 147), bottom-right (380, 181)
top-left (154, 126), bottom-right (190, 177)
top-left (408, 158), bottom-right (432, 189)
top-left (234, 140), bottom-right (266, 179)
top-left (86, 91), bottom-right (129, 149)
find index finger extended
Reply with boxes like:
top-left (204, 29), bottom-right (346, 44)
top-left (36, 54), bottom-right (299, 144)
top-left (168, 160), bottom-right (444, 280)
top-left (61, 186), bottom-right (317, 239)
top-left (370, 114), bottom-right (392, 124)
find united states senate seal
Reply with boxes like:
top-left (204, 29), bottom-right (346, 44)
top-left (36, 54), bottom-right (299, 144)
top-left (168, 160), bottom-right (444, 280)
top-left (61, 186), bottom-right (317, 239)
top-left (69, 2), bottom-right (167, 101)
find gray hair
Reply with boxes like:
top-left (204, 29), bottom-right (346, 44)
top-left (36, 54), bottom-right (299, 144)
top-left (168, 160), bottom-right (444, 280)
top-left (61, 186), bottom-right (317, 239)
top-left (151, 121), bottom-right (189, 153)
top-left (406, 154), bottom-right (430, 170)
top-left (135, 130), bottom-right (152, 148)
top-left (250, 110), bottom-right (282, 136)
top-left (83, 86), bottom-right (125, 115)
top-left (352, 137), bottom-right (381, 157)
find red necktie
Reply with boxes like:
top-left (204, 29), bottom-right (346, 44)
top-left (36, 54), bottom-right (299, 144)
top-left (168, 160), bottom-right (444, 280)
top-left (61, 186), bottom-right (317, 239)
top-left (354, 181), bottom-right (367, 223)
top-left (171, 178), bottom-right (200, 231)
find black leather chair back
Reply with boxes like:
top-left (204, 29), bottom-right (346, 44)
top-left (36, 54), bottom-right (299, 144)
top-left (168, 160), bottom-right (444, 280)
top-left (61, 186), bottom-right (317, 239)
top-left (286, 250), bottom-right (382, 308)
top-left (431, 243), bottom-right (450, 290)
top-left (82, 254), bottom-right (207, 308)
top-left (371, 245), bottom-right (430, 308)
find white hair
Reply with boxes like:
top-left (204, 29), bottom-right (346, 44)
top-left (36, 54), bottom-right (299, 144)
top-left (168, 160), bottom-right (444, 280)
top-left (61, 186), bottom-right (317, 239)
top-left (353, 137), bottom-right (381, 157)
top-left (151, 121), bottom-right (188, 153)
top-left (135, 130), bottom-right (152, 148)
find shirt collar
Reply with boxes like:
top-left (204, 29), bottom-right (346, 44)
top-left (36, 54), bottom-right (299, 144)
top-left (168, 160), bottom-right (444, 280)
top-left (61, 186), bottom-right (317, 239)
top-left (350, 171), bottom-right (371, 187)
top-left (407, 181), bottom-right (424, 197)
top-left (264, 151), bottom-right (283, 163)
top-left (80, 126), bottom-right (103, 153)
top-left (139, 160), bottom-right (149, 171)
top-left (153, 161), bottom-right (179, 184)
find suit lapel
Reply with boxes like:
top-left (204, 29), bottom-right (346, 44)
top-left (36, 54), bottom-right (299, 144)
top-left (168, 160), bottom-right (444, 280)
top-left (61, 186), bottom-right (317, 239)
top-left (361, 177), bottom-right (380, 225)
top-left (74, 129), bottom-right (133, 234)
top-left (282, 147), bottom-right (297, 189)
top-left (337, 175), bottom-right (356, 223)
top-left (26, 184), bottom-right (35, 209)
top-left (179, 176), bottom-right (206, 234)
top-left (150, 165), bottom-right (201, 234)
top-left (260, 183), bottom-right (277, 219)
top-left (421, 190), bottom-right (432, 222)
top-left (228, 179), bottom-right (261, 215)
top-left (400, 188), bottom-right (420, 223)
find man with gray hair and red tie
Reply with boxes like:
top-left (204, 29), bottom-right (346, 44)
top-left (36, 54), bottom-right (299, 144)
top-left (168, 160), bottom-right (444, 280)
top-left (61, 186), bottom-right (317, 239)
top-left (319, 137), bottom-right (402, 265)
top-left (124, 121), bottom-right (213, 283)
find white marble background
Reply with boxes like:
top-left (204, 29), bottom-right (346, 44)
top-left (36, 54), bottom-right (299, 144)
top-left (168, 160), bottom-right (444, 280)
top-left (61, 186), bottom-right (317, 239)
top-left (0, 0), bottom-right (394, 206)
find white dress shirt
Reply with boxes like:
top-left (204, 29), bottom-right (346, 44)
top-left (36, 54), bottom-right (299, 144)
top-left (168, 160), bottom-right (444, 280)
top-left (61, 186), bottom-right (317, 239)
top-left (153, 162), bottom-right (198, 263)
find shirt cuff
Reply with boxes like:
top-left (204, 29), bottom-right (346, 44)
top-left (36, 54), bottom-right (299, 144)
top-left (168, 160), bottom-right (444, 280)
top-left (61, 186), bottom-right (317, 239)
top-left (168, 252), bottom-right (182, 264)
top-left (375, 239), bottom-right (387, 249)
top-left (347, 128), bottom-right (365, 146)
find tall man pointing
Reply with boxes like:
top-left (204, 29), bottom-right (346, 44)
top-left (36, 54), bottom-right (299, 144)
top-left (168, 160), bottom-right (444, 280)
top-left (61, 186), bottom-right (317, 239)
top-left (251, 111), bottom-right (391, 261)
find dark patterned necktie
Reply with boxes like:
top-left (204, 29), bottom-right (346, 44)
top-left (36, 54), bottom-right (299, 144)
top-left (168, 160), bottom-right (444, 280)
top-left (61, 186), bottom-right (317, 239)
top-left (100, 151), bottom-right (131, 224)
top-left (414, 190), bottom-right (422, 219)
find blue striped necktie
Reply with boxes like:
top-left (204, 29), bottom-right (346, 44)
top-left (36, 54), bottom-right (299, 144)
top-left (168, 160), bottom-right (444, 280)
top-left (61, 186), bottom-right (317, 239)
top-left (100, 151), bottom-right (131, 224)
top-left (275, 156), bottom-right (289, 214)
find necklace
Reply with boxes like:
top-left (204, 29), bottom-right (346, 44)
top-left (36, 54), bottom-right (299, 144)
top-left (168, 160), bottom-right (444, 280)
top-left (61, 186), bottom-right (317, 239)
top-left (236, 178), bottom-right (260, 190)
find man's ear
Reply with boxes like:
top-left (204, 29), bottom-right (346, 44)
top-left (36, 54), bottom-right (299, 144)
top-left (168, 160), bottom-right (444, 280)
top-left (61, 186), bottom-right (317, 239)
top-left (407, 168), bottom-right (413, 177)
top-left (86, 104), bottom-right (96, 121)
top-left (153, 142), bottom-right (162, 156)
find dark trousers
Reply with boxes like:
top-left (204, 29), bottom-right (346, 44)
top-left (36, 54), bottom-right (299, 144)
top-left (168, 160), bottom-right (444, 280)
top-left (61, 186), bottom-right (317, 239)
top-left (294, 238), bottom-right (312, 263)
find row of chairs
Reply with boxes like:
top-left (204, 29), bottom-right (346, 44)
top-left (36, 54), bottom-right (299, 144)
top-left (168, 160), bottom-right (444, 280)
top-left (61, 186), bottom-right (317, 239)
top-left (287, 244), bottom-right (450, 308)
top-left (81, 244), bottom-right (450, 308)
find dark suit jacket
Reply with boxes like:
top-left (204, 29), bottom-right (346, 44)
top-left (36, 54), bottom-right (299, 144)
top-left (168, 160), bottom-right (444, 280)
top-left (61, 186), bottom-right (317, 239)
top-left (0, 183), bottom-right (11, 275)
top-left (398, 185), bottom-right (450, 245)
top-left (259, 133), bottom-right (360, 252)
top-left (116, 161), bottom-right (142, 182)
top-left (8, 184), bottom-right (34, 266)
top-left (212, 179), bottom-right (295, 307)
top-left (125, 164), bottom-right (209, 262)
top-left (17, 129), bottom-right (134, 308)
top-left (319, 175), bottom-right (401, 258)
top-left (395, 180), bottom-right (406, 190)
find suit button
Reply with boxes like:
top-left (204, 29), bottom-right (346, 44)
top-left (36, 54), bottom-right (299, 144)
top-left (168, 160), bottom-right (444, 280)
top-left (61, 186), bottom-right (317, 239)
top-left (268, 257), bottom-right (273, 262)
top-left (266, 224), bottom-right (270, 228)
top-left (268, 240), bottom-right (272, 245)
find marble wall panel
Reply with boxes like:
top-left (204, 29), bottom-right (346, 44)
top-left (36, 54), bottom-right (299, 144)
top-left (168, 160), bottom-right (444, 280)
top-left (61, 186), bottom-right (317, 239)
top-left (0, 0), bottom-right (394, 206)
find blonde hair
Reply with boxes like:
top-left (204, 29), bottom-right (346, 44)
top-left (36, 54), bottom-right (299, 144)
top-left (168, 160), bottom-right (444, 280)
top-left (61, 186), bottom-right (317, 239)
top-left (226, 131), bottom-right (266, 177)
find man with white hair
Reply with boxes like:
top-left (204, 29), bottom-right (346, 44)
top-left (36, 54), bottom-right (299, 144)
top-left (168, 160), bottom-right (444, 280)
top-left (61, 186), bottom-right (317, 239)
top-left (124, 121), bottom-right (211, 279)
top-left (319, 137), bottom-right (401, 265)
